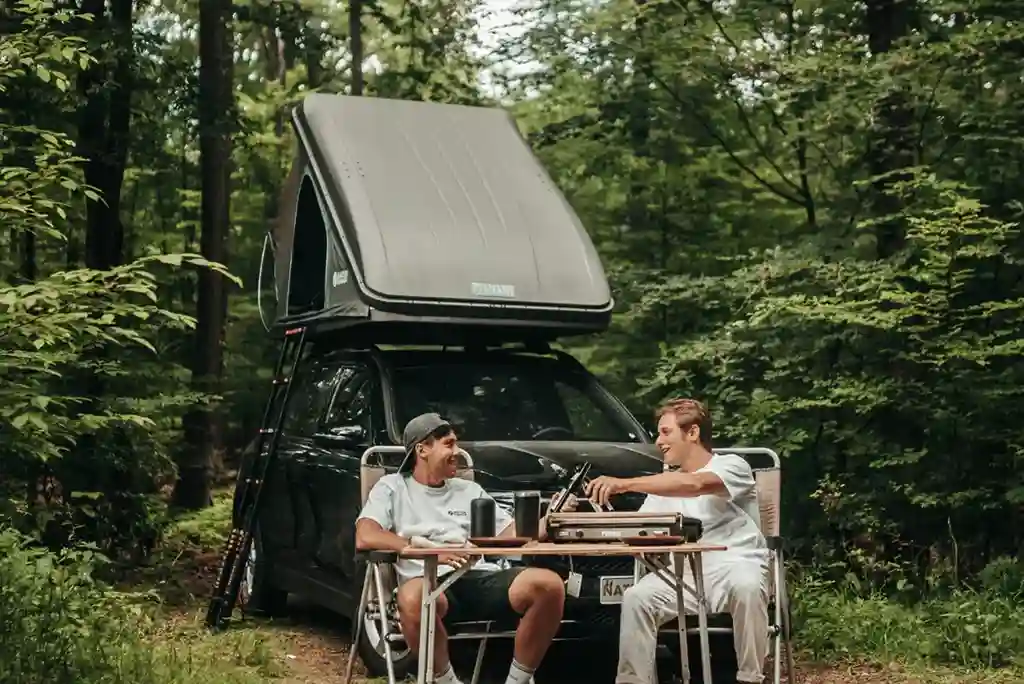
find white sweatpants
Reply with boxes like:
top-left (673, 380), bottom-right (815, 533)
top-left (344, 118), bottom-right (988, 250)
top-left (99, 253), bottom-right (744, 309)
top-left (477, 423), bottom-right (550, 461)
top-left (616, 555), bottom-right (769, 684)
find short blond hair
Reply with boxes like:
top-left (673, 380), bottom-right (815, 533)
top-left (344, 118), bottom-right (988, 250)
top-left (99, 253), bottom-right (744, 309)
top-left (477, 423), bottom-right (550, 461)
top-left (655, 398), bottom-right (713, 450)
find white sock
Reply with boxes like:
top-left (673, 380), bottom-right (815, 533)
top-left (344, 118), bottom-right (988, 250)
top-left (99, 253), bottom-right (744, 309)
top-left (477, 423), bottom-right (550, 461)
top-left (505, 659), bottom-right (535, 684)
top-left (435, 664), bottom-right (463, 684)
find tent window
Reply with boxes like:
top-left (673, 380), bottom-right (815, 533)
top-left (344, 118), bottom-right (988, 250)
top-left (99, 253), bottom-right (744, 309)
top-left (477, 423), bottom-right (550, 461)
top-left (289, 176), bottom-right (327, 315)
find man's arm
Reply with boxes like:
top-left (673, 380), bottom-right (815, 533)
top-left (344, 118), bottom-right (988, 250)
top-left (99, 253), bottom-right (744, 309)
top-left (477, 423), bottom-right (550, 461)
top-left (585, 471), bottom-right (726, 506)
top-left (355, 479), bottom-right (407, 551)
top-left (587, 454), bottom-right (756, 505)
top-left (355, 518), bottom-right (408, 552)
top-left (623, 470), bottom-right (727, 498)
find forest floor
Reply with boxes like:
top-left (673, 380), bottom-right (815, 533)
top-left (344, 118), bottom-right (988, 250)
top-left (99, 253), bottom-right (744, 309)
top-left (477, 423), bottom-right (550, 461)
top-left (126, 490), bottom-right (1020, 684)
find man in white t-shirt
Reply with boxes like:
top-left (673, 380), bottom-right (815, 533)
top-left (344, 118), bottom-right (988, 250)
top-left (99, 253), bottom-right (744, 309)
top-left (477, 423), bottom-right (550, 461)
top-left (356, 413), bottom-right (565, 684)
top-left (584, 399), bottom-right (769, 684)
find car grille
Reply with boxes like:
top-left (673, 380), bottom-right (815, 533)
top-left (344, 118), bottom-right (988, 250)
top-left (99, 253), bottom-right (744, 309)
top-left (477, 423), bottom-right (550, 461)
top-left (525, 553), bottom-right (634, 578)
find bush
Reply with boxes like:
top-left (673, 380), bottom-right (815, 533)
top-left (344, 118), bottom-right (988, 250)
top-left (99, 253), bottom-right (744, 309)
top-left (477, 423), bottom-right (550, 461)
top-left (0, 527), bottom-right (144, 683)
top-left (0, 527), bottom-right (277, 684)
top-left (793, 569), bottom-right (1024, 669)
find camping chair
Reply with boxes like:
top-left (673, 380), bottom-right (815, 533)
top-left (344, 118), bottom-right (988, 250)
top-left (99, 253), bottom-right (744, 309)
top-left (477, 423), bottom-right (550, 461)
top-left (344, 445), bottom-right (515, 684)
top-left (652, 446), bottom-right (795, 684)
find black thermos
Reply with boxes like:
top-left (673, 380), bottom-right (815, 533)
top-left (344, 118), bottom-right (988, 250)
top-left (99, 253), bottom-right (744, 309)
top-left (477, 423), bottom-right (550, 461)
top-left (470, 497), bottom-right (496, 538)
top-left (514, 490), bottom-right (541, 539)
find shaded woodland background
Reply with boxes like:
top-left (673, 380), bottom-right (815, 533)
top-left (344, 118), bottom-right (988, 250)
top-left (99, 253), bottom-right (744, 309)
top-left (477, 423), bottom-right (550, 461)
top-left (2, 0), bottom-right (1024, 660)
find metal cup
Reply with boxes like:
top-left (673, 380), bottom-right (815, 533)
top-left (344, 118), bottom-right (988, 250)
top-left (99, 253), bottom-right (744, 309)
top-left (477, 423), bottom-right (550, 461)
top-left (514, 490), bottom-right (541, 539)
top-left (470, 497), bottom-right (496, 538)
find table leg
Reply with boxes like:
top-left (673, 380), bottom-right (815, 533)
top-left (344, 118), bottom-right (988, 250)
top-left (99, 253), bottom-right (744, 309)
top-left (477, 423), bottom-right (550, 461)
top-left (671, 552), bottom-right (691, 684)
top-left (689, 552), bottom-right (712, 684)
top-left (418, 557), bottom-right (439, 684)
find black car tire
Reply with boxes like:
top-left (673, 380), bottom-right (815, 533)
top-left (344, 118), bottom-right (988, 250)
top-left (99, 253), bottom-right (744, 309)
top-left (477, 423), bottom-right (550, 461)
top-left (238, 526), bottom-right (289, 617)
top-left (353, 563), bottom-right (416, 678)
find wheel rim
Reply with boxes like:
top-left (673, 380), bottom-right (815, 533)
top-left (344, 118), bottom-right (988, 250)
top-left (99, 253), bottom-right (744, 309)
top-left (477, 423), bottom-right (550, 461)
top-left (238, 540), bottom-right (256, 608)
top-left (363, 609), bottom-right (410, 661)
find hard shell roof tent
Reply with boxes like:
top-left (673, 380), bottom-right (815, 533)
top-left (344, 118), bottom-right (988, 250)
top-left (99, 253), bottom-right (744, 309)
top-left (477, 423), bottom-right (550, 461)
top-left (269, 94), bottom-right (613, 343)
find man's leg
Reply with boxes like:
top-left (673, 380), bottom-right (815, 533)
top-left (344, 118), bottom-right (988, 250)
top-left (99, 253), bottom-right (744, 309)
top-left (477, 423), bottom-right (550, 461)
top-left (616, 571), bottom-right (691, 684)
top-left (506, 567), bottom-right (565, 681)
top-left (396, 578), bottom-right (458, 683)
top-left (709, 561), bottom-right (769, 683)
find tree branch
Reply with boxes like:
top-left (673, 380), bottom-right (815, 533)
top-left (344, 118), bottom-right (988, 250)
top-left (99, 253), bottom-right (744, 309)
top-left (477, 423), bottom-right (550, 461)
top-left (645, 69), bottom-right (805, 206)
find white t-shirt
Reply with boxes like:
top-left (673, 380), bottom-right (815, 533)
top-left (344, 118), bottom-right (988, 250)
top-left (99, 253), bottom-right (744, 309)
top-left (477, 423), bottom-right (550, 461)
top-left (639, 452), bottom-right (767, 564)
top-left (357, 473), bottom-right (513, 584)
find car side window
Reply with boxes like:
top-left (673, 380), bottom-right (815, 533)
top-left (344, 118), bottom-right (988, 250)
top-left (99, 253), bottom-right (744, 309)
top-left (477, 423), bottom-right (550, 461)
top-left (284, 359), bottom-right (346, 437)
top-left (324, 367), bottom-right (373, 438)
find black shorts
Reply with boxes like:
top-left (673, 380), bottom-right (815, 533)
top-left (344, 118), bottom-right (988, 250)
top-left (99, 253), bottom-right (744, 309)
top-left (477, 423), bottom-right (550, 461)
top-left (443, 568), bottom-right (526, 624)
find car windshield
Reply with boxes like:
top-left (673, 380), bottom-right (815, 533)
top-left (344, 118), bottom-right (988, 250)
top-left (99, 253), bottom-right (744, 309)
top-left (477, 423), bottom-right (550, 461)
top-left (389, 358), bottom-right (643, 443)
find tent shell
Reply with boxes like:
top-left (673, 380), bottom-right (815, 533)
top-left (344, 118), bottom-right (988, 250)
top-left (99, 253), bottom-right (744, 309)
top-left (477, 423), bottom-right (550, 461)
top-left (271, 95), bottom-right (614, 341)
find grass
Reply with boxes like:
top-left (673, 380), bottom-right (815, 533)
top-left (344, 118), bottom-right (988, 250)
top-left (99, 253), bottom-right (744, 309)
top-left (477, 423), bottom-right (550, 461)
top-left (798, 661), bottom-right (1024, 684)
top-left (793, 575), bottom-right (1024, 672)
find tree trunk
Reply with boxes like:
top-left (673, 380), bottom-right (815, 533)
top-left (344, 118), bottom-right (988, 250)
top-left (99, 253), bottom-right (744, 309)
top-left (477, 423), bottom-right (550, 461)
top-left (175, 0), bottom-right (234, 510)
top-left (865, 0), bottom-right (917, 259)
top-left (350, 0), bottom-right (363, 95)
top-left (78, 0), bottom-right (133, 271)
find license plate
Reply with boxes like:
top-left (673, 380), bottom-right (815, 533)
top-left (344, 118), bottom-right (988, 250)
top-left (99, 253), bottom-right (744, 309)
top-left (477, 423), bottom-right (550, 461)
top-left (599, 575), bottom-right (634, 605)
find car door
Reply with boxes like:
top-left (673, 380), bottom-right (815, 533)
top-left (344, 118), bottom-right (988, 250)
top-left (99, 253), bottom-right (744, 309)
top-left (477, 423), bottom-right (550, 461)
top-left (262, 355), bottom-right (343, 568)
top-left (307, 362), bottom-right (385, 586)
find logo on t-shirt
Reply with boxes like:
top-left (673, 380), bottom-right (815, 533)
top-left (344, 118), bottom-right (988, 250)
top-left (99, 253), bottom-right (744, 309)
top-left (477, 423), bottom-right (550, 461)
top-left (447, 510), bottom-right (468, 517)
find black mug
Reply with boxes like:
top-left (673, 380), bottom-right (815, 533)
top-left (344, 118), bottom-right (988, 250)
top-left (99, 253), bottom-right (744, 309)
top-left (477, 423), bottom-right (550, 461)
top-left (470, 497), bottom-right (496, 538)
top-left (514, 490), bottom-right (541, 539)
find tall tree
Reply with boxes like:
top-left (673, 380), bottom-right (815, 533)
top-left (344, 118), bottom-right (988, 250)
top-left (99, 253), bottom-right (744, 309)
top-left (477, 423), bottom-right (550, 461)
top-left (77, 0), bottom-right (134, 270)
top-left (175, 0), bottom-right (234, 509)
top-left (350, 0), bottom-right (363, 94)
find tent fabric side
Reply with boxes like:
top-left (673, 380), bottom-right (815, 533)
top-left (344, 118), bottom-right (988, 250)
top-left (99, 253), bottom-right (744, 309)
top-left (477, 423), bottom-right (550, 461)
top-left (274, 152), bottom-right (370, 326)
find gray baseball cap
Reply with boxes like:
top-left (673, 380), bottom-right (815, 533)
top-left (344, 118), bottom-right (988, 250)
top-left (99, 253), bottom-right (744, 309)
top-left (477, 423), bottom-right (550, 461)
top-left (398, 413), bottom-right (453, 473)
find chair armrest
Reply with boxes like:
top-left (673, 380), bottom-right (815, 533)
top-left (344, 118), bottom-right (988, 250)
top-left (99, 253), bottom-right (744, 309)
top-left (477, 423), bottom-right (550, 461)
top-left (356, 549), bottom-right (400, 563)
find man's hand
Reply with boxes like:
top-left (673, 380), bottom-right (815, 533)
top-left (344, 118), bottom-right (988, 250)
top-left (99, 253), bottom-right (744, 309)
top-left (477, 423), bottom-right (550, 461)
top-left (437, 550), bottom-right (473, 569)
top-left (553, 488), bottom-right (580, 512)
top-left (585, 476), bottom-right (628, 506)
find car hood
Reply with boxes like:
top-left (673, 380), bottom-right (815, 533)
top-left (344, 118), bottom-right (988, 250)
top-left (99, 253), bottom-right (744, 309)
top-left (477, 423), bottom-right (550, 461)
top-left (462, 440), bottom-right (664, 491)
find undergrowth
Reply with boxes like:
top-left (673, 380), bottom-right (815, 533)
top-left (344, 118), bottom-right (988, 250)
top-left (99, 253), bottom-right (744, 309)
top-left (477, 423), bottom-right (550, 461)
top-left (792, 559), bottom-right (1024, 671)
top-left (0, 526), bottom-right (279, 684)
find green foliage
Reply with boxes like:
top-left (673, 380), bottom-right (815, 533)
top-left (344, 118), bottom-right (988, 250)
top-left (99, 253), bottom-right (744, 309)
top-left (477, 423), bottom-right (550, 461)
top-left (0, 526), bottom-right (281, 684)
top-left (0, 1), bottom-right (94, 261)
top-left (794, 562), bottom-right (1024, 670)
top-left (0, 0), bottom-right (237, 557)
top-left (517, 0), bottom-right (1024, 586)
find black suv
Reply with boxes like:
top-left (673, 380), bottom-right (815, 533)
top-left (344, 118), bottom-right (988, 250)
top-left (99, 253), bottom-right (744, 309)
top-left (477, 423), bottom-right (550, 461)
top-left (237, 343), bottom-right (667, 676)
top-left (220, 94), bottom-right (740, 680)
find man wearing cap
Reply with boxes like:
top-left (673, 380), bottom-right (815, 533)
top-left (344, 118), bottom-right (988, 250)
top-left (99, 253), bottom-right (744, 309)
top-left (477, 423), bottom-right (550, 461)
top-left (356, 413), bottom-right (566, 684)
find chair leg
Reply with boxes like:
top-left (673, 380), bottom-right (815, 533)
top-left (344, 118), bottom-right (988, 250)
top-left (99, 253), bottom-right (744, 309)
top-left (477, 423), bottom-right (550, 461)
top-left (370, 565), bottom-right (397, 684)
top-left (470, 623), bottom-right (491, 684)
top-left (778, 548), bottom-right (796, 684)
top-left (772, 552), bottom-right (784, 684)
top-left (344, 563), bottom-right (374, 684)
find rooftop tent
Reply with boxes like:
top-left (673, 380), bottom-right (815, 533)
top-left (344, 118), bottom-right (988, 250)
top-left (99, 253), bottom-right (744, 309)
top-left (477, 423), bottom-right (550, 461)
top-left (271, 94), bottom-right (613, 337)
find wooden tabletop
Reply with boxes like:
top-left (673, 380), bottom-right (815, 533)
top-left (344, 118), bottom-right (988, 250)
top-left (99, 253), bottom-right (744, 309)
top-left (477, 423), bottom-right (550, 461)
top-left (399, 541), bottom-right (728, 558)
